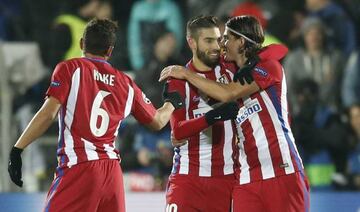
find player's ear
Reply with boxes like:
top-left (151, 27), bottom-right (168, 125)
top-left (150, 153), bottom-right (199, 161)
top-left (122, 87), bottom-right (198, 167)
top-left (80, 38), bottom-right (84, 51)
top-left (106, 46), bottom-right (114, 57)
top-left (187, 36), bottom-right (196, 50)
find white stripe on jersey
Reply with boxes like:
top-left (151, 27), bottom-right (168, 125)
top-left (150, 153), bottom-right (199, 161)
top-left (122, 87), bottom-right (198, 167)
top-left (104, 143), bottom-right (117, 159)
top-left (260, 91), bottom-right (295, 174)
top-left (64, 68), bottom-right (81, 167)
top-left (223, 120), bottom-right (234, 175)
top-left (124, 85), bottom-right (134, 118)
top-left (114, 85), bottom-right (134, 137)
top-left (244, 97), bottom-right (275, 180)
top-left (214, 66), bottom-right (221, 79)
top-left (280, 71), bottom-right (303, 168)
top-left (225, 68), bottom-right (234, 79)
top-left (114, 120), bottom-right (122, 136)
top-left (215, 66), bottom-right (234, 175)
top-left (238, 125), bottom-right (250, 184)
top-left (81, 138), bottom-right (99, 161)
top-left (197, 73), bottom-right (212, 177)
top-left (179, 82), bottom-right (190, 175)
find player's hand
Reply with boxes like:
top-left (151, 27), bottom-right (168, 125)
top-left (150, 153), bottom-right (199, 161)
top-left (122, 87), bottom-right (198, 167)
top-left (233, 55), bottom-right (260, 85)
top-left (163, 83), bottom-right (183, 110)
top-left (8, 147), bottom-right (24, 187)
top-left (159, 65), bottom-right (188, 82)
top-left (205, 102), bottom-right (239, 125)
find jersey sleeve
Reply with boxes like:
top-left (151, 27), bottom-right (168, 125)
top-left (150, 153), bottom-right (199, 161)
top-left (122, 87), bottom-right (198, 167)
top-left (45, 62), bottom-right (71, 104)
top-left (168, 79), bottom-right (210, 140)
top-left (252, 60), bottom-right (283, 90)
top-left (130, 80), bottom-right (157, 124)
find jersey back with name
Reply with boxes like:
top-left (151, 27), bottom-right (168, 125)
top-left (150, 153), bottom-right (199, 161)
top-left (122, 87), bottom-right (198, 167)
top-left (46, 57), bottom-right (156, 170)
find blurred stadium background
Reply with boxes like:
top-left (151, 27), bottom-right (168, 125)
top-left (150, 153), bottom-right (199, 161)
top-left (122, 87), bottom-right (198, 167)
top-left (1, 0), bottom-right (360, 211)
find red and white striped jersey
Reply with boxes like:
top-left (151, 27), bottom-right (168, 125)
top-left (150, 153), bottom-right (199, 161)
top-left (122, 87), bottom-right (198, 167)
top-left (234, 54), bottom-right (304, 185)
top-left (168, 60), bottom-right (239, 177)
top-left (46, 57), bottom-right (156, 170)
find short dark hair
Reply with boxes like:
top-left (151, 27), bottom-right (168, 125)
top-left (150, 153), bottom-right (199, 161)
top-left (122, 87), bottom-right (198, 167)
top-left (83, 18), bottom-right (118, 56)
top-left (226, 16), bottom-right (264, 57)
top-left (186, 15), bottom-right (219, 40)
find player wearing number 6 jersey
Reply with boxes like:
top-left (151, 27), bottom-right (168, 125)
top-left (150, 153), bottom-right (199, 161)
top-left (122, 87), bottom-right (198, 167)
top-left (7, 19), bottom-right (183, 212)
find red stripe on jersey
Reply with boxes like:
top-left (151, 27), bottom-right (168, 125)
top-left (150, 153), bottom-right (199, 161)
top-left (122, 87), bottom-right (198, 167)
top-left (187, 85), bottom-right (200, 176)
top-left (58, 106), bottom-right (69, 168)
top-left (73, 137), bottom-right (87, 163)
top-left (211, 123), bottom-right (225, 176)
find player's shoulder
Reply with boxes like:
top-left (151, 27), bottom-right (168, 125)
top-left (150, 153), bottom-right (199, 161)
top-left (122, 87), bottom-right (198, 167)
top-left (167, 77), bottom-right (186, 90)
top-left (258, 58), bottom-right (282, 70)
top-left (57, 57), bottom-right (85, 69)
top-left (113, 68), bottom-right (133, 81)
top-left (254, 59), bottom-right (282, 78)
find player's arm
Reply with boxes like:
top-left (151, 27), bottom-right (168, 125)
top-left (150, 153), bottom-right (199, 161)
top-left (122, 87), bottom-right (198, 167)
top-left (159, 65), bottom-right (260, 102)
top-left (163, 80), bottom-right (239, 142)
top-left (14, 97), bottom-right (60, 149)
top-left (8, 96), bottom-right (61, 187)
top-left (171, 102), bottom-right (238, 141)
top-left (146, 102), bottom-right (176, 131)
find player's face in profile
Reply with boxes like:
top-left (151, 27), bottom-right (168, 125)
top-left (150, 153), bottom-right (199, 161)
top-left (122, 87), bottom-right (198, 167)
top-left (195, 28), bottom-right (221, 68)
top-left (221, 29), bottom-right (238, 62)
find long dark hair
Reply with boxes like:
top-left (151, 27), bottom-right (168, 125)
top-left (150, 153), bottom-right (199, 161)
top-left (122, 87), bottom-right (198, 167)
top-left (226, 15), bottom-right (264, 59)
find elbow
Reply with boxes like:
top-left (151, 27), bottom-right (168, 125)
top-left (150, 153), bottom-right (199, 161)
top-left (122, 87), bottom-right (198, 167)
top-left (149, 121), bottom-right (164, 131)
top-left (172, 129), bottom-right (185, 141)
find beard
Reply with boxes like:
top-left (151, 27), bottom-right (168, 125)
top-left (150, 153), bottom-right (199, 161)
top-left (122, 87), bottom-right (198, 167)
top-left (196, 48), bottom-right (220, 68)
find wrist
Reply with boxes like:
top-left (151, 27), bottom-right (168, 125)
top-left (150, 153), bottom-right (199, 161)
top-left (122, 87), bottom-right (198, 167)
top-left (11, 146), bottom-right (23, 155)
top-left (163, 102), bottom-right (175, 110)
top-left (204, 110), bottom-right (216, 125)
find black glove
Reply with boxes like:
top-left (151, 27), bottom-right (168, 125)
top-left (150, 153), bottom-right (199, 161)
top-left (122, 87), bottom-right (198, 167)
top-left (205, 102), bottom-right (239, 125)
top-left (8, 147), bottom-right (24, 187)
top-left (162, 83), bottom-right (183, 110)
top-left (233, 55), bottom-right (260, 85)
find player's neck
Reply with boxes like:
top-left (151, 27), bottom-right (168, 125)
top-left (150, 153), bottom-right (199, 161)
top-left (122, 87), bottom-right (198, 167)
top-left (192, 56), bottom-right (212, 72)
top-left (84, 52), bottom-right (109, 61)
top-left (235, 53), bottom-right (247, 68)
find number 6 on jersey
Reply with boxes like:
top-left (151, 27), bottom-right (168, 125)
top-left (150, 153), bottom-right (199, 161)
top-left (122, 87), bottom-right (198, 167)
top-left (90, 90), bottom-right (111, 137)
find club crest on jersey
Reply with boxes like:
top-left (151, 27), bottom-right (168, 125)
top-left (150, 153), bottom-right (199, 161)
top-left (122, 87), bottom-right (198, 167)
top-left (50, 81), bottom-right (60, 87)
top-left (254, 67), bottom-right (268, 77)
top-left (142, 93), bottom-right (151, 104)
top-left (217, 74), bottom-right (230, 84)
top-left (236, 98), bottom-right (262, 125)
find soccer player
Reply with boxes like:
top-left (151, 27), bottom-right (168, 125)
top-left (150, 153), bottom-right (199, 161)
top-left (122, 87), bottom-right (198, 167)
top-left (165, 15), bottom-right (240, 212)
top-left (7, 19), bottom-right (183, 212)
top-left (160, 15), bottom-right (310, 212)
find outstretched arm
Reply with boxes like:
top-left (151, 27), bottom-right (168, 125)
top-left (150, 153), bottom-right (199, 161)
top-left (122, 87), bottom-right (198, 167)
top-left (14, 97), bottom-right (61, 149)
top-left (9, 96), bottom-right (61, 187)
top-left (171, 102), bottom-right (239, 141)
top-left (159, 65), bottom-right (259, 102)
top-left (146, 102), bottom-right (176, 131)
